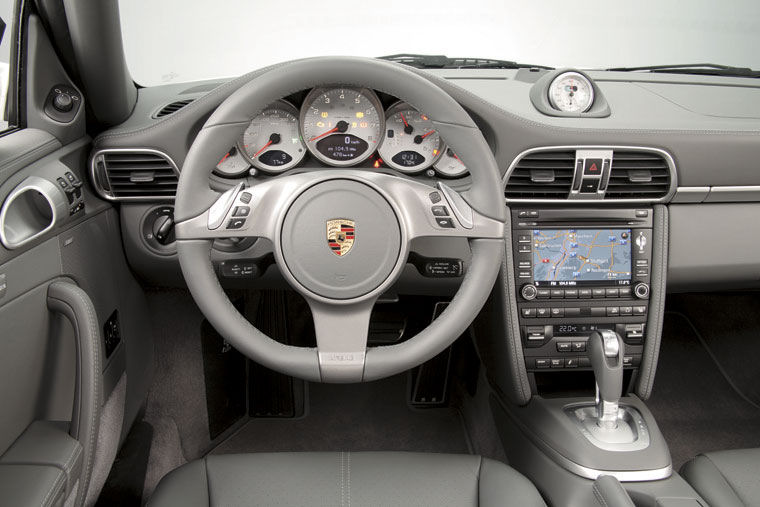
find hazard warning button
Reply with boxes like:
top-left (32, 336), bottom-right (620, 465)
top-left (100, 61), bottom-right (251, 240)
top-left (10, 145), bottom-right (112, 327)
top-left (583, 158), bottom-right (603, 176)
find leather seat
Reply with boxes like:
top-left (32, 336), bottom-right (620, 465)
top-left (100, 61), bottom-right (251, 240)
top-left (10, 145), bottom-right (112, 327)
top-left (149, 452), bottom-right (545, 506)
top-left (681, 448), bottom-right (760, 507)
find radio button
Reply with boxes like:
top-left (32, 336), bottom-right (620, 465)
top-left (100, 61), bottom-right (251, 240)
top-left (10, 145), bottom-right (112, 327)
top-left (550, 307), bottom-right (565, 318)
top-left (551, 289), bottom-right (564, 298)
top-left (518, 244), bottom-right (531, 253)
top-left (634, 283), bottom-right (650, 299)
top-left (572, 341), bottom-right (587, 352)
top-left (521, 308), bottom-right (536, 318)
top-left (619, 287), bottom-right (632, 298)
top-left (579, 357), bottom-right (591, 368)
top-left (564, 289), bottom-right (578, 298)
top-left (592, 288), bottom-right (606, 298)
top-left (521, 284), bottom-right (538, 300)
top-left (579, 289), bottom-right (592, 299)
top-left (556, 342), bottom-right (572, 353)
top-left (565, 358), bottom-right (579, 368)
top-left (517, 234), bottom-right (531, 243)
top-left (537, 289), bottom-right (551, 299)
top-left (605, 288), bottom-right (619, 298)
top-left (564, 307), bottom-right (581, 317)
top-left (635, 267), bottom-right (649, 277)
top-left (635, 259), bottom-right (649, 267)
top-left (620, 306), bottom-right (633, 316)
top-left (607, 306), bottom-right (620, 317)
top-left (633, 305), bottom-right (647, 316)
top-left (535, 358), bottom-right (550, 369)
top-left (518, 271), bottom-right (531, 279)
top-left (550, 358), bottom-right (564, 368)
top-left (536, 307), bottom-right (550, 318)
top-left (591, 307), bottom-right (606, 317)
top-left (518, 260), bottom-right (532, 269)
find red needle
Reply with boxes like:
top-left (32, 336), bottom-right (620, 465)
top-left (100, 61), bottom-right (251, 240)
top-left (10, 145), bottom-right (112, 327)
top-left (252, 140), bottom-right (273, 158)
top-left (419, 130), bottom-right (436, 140)
top-left (309, 127), bottom-right (339, 142)
top-left (400, 113), bottom-right (409, 128)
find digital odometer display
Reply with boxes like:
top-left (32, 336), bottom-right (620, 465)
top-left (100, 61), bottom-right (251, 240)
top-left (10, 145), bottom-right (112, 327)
top-left (315, 134), bottom-right (369, 162)
top-left (532, 228), bottom-right (632, 286)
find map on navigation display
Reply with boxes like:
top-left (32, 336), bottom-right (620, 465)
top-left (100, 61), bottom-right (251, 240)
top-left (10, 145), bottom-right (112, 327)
top-left (532, 229), bottom-right (631, 284)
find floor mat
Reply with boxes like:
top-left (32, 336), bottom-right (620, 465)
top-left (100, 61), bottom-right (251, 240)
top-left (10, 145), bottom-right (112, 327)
top-left (211, 374), bottom-right (471, 455)
top-left (647, 312), bottom-right (760, 469)
top-left (95, 421), bottom-right (153, 507)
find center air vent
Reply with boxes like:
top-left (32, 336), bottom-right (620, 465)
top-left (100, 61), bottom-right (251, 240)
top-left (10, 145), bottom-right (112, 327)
top-left (91, 150), bottom-right (178, 201)
top-left (504, 149), bottom-right (576, 199)
top-left (153, 99), bottom-right (194, 118)
top-left (605, 150), bottom-right (672, 199)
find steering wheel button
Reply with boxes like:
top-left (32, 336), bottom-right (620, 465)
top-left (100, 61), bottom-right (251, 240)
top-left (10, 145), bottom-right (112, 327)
top-left (431, 205), bottom-right (449, 217)
top-left (239, 192), bottom-right (252, 204)
top-left (428, 191), bottom-right (441, 203)
top-left (227, 218), bottom-right (246, 229)
top-left (232, 206), bottom-right (250, 217)
top-left (435, 217), bottom-right (455, 228)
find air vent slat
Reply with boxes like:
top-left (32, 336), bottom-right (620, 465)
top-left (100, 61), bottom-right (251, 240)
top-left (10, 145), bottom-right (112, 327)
top-left (505, 150), bottom-right (576, 199)
top-left (99, 151), bottom-right (178, 200)
top-left (605, 150), bottom-right (671, 200)
top-left (154, 99), bottom-right (195, 118)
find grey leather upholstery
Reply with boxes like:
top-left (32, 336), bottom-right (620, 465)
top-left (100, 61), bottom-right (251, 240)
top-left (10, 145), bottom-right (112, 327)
top-left (149, 452), bottom-right (545, 507)
top-left (681, 448), bottom-right (760, 507)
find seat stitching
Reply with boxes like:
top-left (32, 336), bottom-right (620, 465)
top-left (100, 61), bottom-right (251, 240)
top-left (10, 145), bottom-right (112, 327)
top-left (41, 469), bottom-right (65, 507)
top-left (702, 455), bottom-right (746, 505)
top-left (477, 456), bottom-right (483, 506)
top-left (347, 452), bottom-right (351, 507)
top-left (592, 483), bottom-right (609, 507)
top-left (340, 451), bottom-right (345, 507)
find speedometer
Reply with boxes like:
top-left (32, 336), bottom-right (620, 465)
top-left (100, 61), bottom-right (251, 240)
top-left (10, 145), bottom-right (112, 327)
top-left (378, 102), bottom-right (442, 173)
top-left (548, 72), bottom-right (594, 113)
top-left (241, 100), bottom-right (306, 172)
top-left (300, 87), bottom-right (384, 166)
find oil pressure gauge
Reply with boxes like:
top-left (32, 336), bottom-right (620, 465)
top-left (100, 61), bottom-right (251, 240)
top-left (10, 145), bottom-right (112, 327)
top-left (548, 72), bottom-right (594, 113)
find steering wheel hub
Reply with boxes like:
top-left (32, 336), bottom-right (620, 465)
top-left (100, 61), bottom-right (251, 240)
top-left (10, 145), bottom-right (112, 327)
top-left (279, 179), bottom-right (402, 300)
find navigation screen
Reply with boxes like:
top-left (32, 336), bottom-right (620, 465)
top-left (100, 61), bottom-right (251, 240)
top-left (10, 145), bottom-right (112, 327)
top-left (532, 229), bottom-right (632, 286)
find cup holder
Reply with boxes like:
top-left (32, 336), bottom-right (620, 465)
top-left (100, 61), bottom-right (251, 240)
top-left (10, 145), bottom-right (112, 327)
top-left (0, 176), bottom-right (67, 249)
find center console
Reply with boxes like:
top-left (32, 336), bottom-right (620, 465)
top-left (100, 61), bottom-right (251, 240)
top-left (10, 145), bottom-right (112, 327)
top-left (511, 208), bottom-right (653, 375)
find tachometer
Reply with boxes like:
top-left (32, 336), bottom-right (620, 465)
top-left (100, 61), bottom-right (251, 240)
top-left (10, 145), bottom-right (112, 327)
top-left (378, 102), bottom-right (442, 173)
top-left (548, 71), bottom-right (594, 113)
top-left (434, 147), bottom-right (468, 177)
top-left (241, 100), bottom-right (306, 172)
top-left (300, 87), bottom-right (384, 166)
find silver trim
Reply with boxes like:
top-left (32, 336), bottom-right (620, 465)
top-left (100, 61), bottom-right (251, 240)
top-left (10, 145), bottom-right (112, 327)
top-left (503, 145), bottom-right (678, 204)
top-left (0, 176), bottom-right (66, 249)
top-left (566, 404), bottom-right (652, 452)
top-left (704, 185), bottom-right (760, 203)
top-left (437, 182), bottom-right (473, 229)
top-left (89, 148), bottom-right (180, 202)
top-left (672, 186), bottom-right (710, 203)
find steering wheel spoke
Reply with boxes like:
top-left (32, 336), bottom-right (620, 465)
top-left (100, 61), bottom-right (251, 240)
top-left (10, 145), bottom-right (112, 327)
top-left (309, 297), bottom-right (376, 383)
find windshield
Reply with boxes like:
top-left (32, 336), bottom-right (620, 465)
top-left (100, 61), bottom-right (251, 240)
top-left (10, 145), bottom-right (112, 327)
top-left (119, 0), bottom-right (760, 86)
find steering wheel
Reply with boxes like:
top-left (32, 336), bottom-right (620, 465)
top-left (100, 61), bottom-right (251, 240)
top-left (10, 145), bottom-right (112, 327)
top-left (174, 57), bottom-right (505, 383)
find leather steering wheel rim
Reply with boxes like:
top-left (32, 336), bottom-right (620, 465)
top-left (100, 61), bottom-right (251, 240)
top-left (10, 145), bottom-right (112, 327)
top-left (174, 56), bottom-right (505, 383)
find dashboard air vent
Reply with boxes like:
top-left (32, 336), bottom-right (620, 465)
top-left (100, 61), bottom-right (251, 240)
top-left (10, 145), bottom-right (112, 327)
top-left (94, 151), bottom-right (178, 201)
top-left (504, 149), bottom-right (576, 199)
top-left (605, 150), bottom-right (671, 199)
top-left (154, 99), bottom-right (194, 118)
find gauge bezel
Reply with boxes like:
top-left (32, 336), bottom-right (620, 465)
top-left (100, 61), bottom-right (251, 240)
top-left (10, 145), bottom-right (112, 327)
top-left (377, 101), bottom-right (444, 173)
top-left (239, 99), bottom-right (306, 173)
top-left (433, 145), bottom-right (468, 178)
top-left (299, 86), bottom-right (385, 167)
top-left (547, 71), bottom-right (595, 113)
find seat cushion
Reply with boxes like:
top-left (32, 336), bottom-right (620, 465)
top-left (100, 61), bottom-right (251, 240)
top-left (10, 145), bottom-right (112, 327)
top-left (149, 452), bottom-right (545, 507)
top-left (681, 448), bottom-right (760, 507)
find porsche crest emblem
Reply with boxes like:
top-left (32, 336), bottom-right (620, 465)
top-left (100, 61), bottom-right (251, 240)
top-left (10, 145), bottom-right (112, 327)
top-left (326, 219), bottom-right (355, 257)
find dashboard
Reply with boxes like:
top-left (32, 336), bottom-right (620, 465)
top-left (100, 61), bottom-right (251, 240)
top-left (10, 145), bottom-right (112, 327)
top-left (213, 87), bottom-right (468, 179)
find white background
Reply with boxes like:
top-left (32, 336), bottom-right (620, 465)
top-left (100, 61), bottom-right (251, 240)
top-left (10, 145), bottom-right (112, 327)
top-left (119, 0), bottom-right (760, 86)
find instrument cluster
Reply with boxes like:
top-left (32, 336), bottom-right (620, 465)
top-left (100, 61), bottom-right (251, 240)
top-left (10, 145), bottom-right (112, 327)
top-left (214, 87), bottom-right (468, 179)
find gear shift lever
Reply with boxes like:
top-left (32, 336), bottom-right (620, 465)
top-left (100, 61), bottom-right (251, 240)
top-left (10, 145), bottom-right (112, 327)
top-left (588, 330), bottom-right (624, 429)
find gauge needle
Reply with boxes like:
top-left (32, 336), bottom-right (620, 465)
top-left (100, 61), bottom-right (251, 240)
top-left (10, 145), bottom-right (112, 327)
top-left (413, 130), bottom-right (436, 144)
top-left (309, 121), bottom-right (349, 142)
top-left (400, 113), bottom-right (413, 135)
top-left (252, 133), bottom-right (281, 158)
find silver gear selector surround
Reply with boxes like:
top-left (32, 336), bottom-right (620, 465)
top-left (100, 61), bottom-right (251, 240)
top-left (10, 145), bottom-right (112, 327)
top-left (280, 179), bottom-right (402, 300)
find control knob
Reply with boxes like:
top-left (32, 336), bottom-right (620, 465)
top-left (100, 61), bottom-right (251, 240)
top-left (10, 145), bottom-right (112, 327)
top-left (521, 284), bottom-right (538, 301)
top-left (634, 282), bottom-right (650, 299)
top-left (53, 92), bottom-right (74, 113)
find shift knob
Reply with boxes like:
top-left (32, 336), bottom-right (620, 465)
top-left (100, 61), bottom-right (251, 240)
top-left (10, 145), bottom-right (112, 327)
top-left (588, 330), bottom-right (624, 428)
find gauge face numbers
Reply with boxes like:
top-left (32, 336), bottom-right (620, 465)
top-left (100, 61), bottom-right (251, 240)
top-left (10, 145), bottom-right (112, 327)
top-left (215, 146), bottom-right (251, 177)
top-left (548, 72), bottom-right (595, 113)
top-left (241, 101), bottom-right (306, 172)
top-left (434, 147), bottom-right (467, 177)
top-left (300, 88), bottom-right (384, 166)
top-left (378, 103), bottom-right (442, 173)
